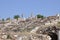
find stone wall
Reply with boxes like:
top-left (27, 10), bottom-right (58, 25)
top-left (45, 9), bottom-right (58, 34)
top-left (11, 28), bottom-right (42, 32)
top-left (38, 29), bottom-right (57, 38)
top-left (17, 34), bottom-right (51, 40)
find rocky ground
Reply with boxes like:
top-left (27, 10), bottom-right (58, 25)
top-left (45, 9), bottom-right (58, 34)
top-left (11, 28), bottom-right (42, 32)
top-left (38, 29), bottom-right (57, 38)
top-left (0, 15), bottom-right (60, 40)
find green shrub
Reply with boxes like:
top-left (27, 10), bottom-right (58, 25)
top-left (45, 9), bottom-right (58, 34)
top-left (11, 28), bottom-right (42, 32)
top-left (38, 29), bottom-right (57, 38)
top-left (37, 14), bottom-right (44, 18)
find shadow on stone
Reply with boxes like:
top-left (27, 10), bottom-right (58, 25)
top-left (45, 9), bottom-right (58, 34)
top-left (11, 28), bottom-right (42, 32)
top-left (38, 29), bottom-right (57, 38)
top-left (48, 32), bottom-right (58, 40)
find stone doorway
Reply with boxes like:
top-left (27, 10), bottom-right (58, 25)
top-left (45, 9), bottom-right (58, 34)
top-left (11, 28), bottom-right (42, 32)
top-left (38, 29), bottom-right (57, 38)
top-left (48, 32), bottom-right (58, 40)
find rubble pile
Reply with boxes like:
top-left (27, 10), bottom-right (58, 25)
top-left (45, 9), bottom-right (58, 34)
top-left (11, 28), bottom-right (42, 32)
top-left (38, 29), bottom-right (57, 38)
top-left (0, 14), bottom-right (60, 40)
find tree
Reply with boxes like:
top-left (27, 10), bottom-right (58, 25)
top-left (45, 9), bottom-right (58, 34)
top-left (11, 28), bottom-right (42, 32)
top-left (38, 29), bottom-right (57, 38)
top-left (6, 17), bottom-right (10, 20)
top-left (2, 18), bottom-right (5, 27)
top-left (37, 14), bottom-right (44, 19)
top-left (2, 18), bottom-right (4, 21)
top-left (14, 15), bottom-right (20, 20)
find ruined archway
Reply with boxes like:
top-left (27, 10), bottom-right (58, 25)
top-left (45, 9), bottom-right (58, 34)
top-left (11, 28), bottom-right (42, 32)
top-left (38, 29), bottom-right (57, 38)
top-left (48, 32), bottom-right (58, 40)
